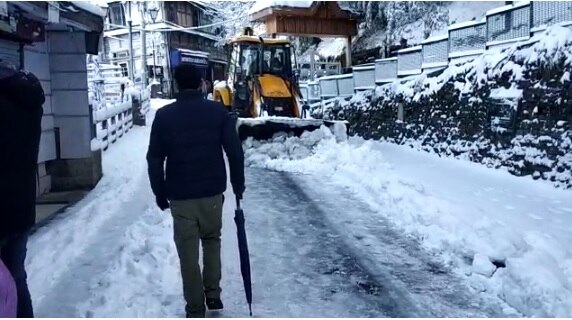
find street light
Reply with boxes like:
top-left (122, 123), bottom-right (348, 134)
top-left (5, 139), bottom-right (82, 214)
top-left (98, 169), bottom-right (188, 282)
top-left (148, 6), bottom-right (159, 22)
top-left (147, 4), bottom-right (160, 87)
top-left (122, 0), bottom-right (135, 82)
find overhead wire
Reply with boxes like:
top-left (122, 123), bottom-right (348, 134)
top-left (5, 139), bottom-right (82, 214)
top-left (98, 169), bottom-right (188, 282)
top-left (105, 13), bottom-right (250, 33)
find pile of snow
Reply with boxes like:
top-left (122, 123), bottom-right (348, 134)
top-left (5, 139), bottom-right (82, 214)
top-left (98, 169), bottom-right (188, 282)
top-left (243, 131), bottom-right (572, 317)
top-left (239, 117), bottom-right (332, 127)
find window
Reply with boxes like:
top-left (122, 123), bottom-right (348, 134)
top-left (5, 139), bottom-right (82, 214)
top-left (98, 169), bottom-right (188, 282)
top-left (174, 2), bottom-right (198, 27)
top-left (240, 44), bottom-right (260, 77)
top-left (192, 10), bottom-right (200, 27)
top-left (261, 44), bottom-right (292, 76)
top-left (119, 63), bottom-right (128, 77)
top-left (109, 3), bottom-right (126, 27)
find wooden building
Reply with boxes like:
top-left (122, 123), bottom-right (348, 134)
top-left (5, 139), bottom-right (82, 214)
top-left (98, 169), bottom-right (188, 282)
top-left (250, 1), bottom-right (358, 68)
top-left (103, 1), bottom-right (226, 97)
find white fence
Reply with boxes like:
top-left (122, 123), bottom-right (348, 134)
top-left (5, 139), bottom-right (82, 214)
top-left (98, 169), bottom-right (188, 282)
top-left (298, 1), bottom-right (572, 103)
top-left (422, 35), bottom-right (449, 72)
top-left (397, 46), bottom-right (423, 77)
top-left (375, 58), bottom-right (398, 84)
top-left (353, 64), bottom-right (376, 91)
top-left (88, 61), bottom-right (150, 151)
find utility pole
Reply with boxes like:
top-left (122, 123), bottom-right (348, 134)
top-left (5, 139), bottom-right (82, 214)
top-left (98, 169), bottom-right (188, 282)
top-left (128, 22), bottom-right (134, 81)
top-left (310, 47), bottom-right (315, 80)
top-left (152, 35), bottom-right (156, 82)
top-left (148, 4), bottom-right (160, 95)
top-left (123, 1), bottom-right (135, 82)
top-left (140, 1), bottom-right (148, 87)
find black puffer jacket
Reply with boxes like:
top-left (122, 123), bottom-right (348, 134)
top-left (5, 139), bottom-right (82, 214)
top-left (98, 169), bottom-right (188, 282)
top-left (0, 65), bottom-right (45, 240)
top-left (146, 90), bottom-right (245, 201)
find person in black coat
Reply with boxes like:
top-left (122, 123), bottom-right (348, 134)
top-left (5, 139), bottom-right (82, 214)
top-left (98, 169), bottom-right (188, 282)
top-left (0, 61), bottom-right (45, 318)
top-left (146, 63), bottom-right (245, 317)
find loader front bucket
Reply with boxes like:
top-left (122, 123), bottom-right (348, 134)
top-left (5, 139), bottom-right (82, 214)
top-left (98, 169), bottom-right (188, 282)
top-left (237, 117), bottom-right (348, 141)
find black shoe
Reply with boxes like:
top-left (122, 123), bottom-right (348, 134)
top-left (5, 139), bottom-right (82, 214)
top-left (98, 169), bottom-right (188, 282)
top-left (206, 298), bottom-right (224, 310)
top-left (186, 311), bottom-right (205, 318)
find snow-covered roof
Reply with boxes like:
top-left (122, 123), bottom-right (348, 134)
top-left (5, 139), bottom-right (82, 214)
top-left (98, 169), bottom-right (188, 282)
top-left (486, 1), bottom-right (530, 16)
top-left (448, 18), bottom-right (486, 31)
top-left (70, 1), bottom-right (108, 17)
top-left (316, 38), bottom-right (346, 58)
top-left (249, 0), bottom-right (313, 15)
top-left (398, 45), bottom-right (422, 54)
top-left (299, 37), bottom-right (346, 62)
top-left (422, 33), bottom-right (448, 44)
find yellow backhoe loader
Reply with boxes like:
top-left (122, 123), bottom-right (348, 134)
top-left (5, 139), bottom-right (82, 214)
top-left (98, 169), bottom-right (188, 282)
top-left (213, 27), bottom-right (344, 141)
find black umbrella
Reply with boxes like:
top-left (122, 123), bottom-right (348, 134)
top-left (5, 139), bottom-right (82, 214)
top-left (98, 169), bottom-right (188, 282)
top-left (234, 195), bottom-right (253, 316)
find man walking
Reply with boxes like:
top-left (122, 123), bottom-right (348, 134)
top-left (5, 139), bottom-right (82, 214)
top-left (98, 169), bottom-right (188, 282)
top-left (0, 61), bottom-right (45, 318)
top-left (146, 63), bottom-right (245, 318)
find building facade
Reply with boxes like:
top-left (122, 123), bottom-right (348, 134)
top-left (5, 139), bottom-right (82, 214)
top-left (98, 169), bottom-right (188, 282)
top-left (1, 1), bottom-right (105, 195)
top-left (102, 1), bottom-right (226, 97)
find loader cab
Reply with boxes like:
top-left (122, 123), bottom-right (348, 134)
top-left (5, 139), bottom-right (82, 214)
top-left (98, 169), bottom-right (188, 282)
top-left (226, 41), bottom-right (296, 81)
top-left (261, 43), bottom-right (295, 78)
top-left (227, 41), bottom-right (260, 83)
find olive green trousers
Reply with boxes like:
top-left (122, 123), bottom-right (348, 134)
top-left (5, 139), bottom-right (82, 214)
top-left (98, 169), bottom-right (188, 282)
top-left (170, 194), bottom-right (224, 317)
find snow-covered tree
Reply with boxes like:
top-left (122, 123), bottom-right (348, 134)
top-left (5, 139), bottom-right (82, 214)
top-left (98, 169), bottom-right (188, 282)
top-left (209, 1), bottom-right (256, 41)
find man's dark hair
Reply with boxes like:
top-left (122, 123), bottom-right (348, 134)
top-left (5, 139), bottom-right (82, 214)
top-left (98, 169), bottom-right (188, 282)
top-left (174, 63), bottom-right (202, 91)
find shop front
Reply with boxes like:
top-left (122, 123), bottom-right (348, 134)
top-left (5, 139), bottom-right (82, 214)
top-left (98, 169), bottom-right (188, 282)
top-left (169, 48), bottom-right (210, 95)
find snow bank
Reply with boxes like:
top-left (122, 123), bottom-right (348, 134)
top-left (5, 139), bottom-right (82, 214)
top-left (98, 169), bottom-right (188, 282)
top-left (243, 132), bottom-right (572, 317)
top-left (239, 117), bottom-right (328, 128)
top-left (77, 206), bottom-right (182, 317)
top-left (324, 26), bottom-right (572, 188)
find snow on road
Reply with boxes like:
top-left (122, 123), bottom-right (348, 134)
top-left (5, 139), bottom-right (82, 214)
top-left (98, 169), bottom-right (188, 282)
top-left (244, 128), bottom-right (572, 317)
top-left (24, 99), bottom-right (568, 317)
top-left (26, 99), bottom-right (498, 317)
